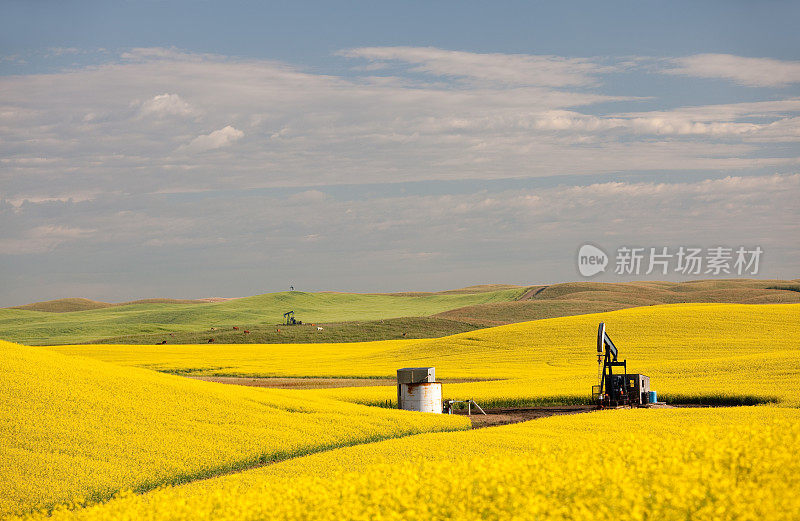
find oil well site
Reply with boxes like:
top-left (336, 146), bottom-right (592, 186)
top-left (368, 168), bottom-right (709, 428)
top-left (4, 278), bottom-right (800, 521)
top-left (6, 3), bottom-right (800, 518)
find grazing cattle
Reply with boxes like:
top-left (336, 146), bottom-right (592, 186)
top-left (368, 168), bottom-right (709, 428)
top-left (244, 330), bottom-right (250, 334)
top-left (233, 326), bottom-right (239, 330)
top-left (317, 326), bottom-right (323, 331)
top-left (210, 327), bottom-right (217, 331)
top-left (157, 340), bottom-right (167, 345)
top-left (208, 338), bottom-right (215, 343)
top-left (402, 332), bottom-right (407, 337)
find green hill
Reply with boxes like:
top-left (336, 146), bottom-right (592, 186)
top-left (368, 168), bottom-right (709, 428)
top-left (2, 280), bottom-right (798, 346)
top-left (0, 288), bottom-right (526, 345)
top-left (12, 297), bottom-right (225, 312)
top-left (11, 297), bottom-right (116, 313)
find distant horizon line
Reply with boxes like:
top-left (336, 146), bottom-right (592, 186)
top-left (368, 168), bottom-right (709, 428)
top-left (8, 277), bottom-right (799, 309)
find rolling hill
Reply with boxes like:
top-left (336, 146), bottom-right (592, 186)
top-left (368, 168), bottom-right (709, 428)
top-left (0, 288), bottom-right (525, 345)
top-left (2, 279), bottom-right (798, 346)
top-left (46, 303), bottom-right (800, 408)
top-left (12, 302), bottom-right (800, 520)
top-left (435, 279), bottom-right (800, 326)
top-left (0, 339), bottom-right (467, 517)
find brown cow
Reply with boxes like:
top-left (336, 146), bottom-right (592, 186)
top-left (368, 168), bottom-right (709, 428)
top-left (243, 330), bottom-right (250, 334)
top-left (208, 338), bottom-right (215, 343)
top-left (233, 326), bottom-right (239, 330)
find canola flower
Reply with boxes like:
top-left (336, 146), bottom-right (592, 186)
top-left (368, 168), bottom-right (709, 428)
top-left (6, 303), bottom-right (800, 519)
top-left (0, 340), bottom-right (469, 518)
top-left (48, 303), bottom-right (800, 406)
top-left (15, 407), bottom-right (800, 521)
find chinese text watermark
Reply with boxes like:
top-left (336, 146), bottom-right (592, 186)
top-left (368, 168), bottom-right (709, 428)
top-left (578, 245), bottom-right (762, 277)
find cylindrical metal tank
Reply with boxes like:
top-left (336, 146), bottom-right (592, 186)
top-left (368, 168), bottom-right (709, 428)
top-left (649, 391), bottom-right (657, 404)
top-left (398, 381), bottom-right (442, 413)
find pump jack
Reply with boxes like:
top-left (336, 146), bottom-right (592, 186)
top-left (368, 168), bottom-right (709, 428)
top-left (592, 322), bottom-right (651, 408)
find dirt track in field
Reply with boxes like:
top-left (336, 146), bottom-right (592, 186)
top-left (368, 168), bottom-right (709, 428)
top-left (191, 377), bottom-right (682, 430)
top-left (455, 406), bottom-right (595, 428)
top-left (459, 403), bottom-right (681, 428)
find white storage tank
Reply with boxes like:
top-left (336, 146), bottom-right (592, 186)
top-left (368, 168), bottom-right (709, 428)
top-left (396, 367), bottom-right (442, 413)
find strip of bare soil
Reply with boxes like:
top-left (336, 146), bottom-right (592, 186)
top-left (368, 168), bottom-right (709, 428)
top-left (454, 406), bottom-right (596, 428)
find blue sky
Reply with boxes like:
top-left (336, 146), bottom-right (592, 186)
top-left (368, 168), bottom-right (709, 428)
top-left (3, 2), bottom-right (799, 63)
top-left (1, 1), bottom-right (799, 304)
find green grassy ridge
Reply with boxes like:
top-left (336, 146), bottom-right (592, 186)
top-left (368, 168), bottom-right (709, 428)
top-left (12, 284), bottom-right (526, 313)
top-left (5, 280), bottom-right (798, 346)
top-left (88, 317), bottom-right (484, 345)
top-left (12, 298), bottom-right (117, 313)
top-left (12, 297), bottom-right (209, 313)
top-left (0, 288), bottom-right (526, 345)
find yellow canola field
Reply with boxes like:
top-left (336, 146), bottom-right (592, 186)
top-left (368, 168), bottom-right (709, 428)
top-left (18, 407), bottom-right (800, 521)
top-left (48, 303), bottom-right (800, 406)
top-left (0, 340), bottom-right (469, 518)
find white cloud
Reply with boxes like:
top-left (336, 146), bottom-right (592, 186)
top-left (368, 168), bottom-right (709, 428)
top-left (2, 47), bottom-right (799, 303)
top-left (5, 191), bottom-right (100, 209)
top-left (181, 125), bottom-right (243, 153)
top-left (0, 47), bottom-right (797, 204)
top-left (620, 98), bottom-right (800, 120)
top-left (290, 190), bottom-right (327, 203)
top-left (530, 110), bottom-right (761, 137)
top-left (139, 93), bottom-right (198, 118)
top-left (46, 47), bottom-right (81, 57)
top-left (340, 46), bottom-right (613, 87)
top-left (664, 54), bottom-right (800, 87)
top-left (0, 225), bottom-right (96, 255)
top-left (120, 47), bottom-right (222, 63)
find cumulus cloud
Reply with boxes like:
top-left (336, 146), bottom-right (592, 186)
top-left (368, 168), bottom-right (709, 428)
top-left (529, 110), bottom-right (762, 137)
top-left (181, 125), bottom-right (243, 153)
top-left (664, 54), bottom-right (800, 87)
top-left (1, 46), bottom-right (796, 204)
top-left (138, 93), bottom-right (198, 118)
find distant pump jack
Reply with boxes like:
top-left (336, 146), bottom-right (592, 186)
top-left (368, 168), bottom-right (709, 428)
top-left (283, 310), bottom-right (302, 326)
